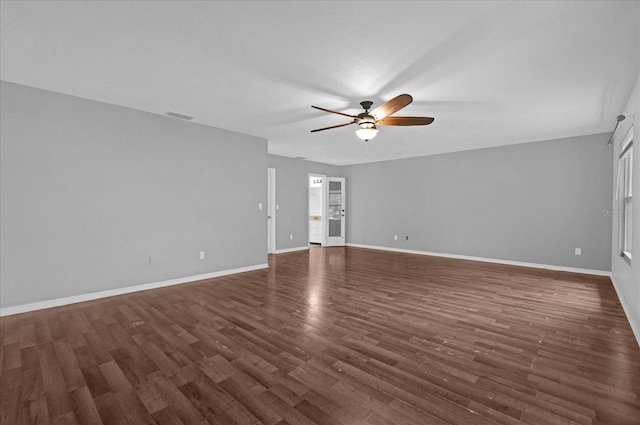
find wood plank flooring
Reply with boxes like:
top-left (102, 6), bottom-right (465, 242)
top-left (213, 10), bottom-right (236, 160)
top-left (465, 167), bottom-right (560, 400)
top-left (1, 246), bottom-right (639, 425)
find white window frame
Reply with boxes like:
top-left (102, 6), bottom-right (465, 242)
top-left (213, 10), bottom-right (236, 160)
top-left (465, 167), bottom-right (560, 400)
top-left (619, 127), bottom-right (633, 261)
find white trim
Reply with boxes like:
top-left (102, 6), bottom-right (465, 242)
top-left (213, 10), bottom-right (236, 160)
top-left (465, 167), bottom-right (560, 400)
top-left (0, 263), bottom-right (268, 317)
top-left (273, 246), bottom-right (310, 254)
top-left (610, 275), bottom-right (640, 348)
top-left (619, 125), bottom-right (633, 151)
top-left (267, 168), bottom-right (277, 254)
top-left (346, 244), bottom-right (611, 276)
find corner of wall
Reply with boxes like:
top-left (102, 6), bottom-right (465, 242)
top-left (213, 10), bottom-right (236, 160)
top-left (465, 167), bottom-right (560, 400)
top-left (609, 72), bottom-right (640, 347)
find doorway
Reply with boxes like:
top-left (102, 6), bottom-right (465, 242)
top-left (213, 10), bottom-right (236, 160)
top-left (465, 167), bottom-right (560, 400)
top-left (308, 174), bottom-right (324, 245)
top-left (308, 174), bottom-right (346, 247)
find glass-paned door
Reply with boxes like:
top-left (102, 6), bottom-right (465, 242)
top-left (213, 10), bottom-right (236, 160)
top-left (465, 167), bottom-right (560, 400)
top-left (325, 177), bottom-right (346, 246)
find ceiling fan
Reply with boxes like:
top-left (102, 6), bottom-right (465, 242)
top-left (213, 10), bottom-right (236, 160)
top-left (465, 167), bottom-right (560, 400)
top-left (311, 94), bottom-right (434, 142)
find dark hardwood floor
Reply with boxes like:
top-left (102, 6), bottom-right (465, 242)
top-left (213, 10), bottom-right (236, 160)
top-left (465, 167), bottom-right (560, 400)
top-left (1, 246), bottom-right (639, 425)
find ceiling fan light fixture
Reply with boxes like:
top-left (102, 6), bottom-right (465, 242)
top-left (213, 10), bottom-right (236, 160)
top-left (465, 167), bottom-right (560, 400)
top-left (355, 125), bottom-right (378, 142)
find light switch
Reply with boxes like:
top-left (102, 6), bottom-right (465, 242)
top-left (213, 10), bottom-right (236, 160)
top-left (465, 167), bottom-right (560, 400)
top-left (258, 203), bottom-right (263, 211)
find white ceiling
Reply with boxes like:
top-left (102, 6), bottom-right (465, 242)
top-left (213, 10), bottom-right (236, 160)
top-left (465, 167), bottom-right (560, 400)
top-left (1, 1), bottom-right (638, 166)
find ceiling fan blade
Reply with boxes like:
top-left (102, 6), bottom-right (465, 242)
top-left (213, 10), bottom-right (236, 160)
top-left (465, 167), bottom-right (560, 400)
top-left (310, 121), bottom-right (355, 132)
top-left (311, 105), bottom-right (357, 119)
top-left (370, 94), bottom-right (413, 121)
top-left (377, 116), bottom-right (434, 126)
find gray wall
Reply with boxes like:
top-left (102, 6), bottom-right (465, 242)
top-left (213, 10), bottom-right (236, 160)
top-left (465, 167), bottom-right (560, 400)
top-left (267, 155), bottom-right (340, 250)
top-left (0, 80), bottom-right (621, 311)
top-left (610, 73), bottom-right (639, 342)
top-left (0, 81), bottom-right (268, 308)
top-left (342, 133), bottom-right (612, 271)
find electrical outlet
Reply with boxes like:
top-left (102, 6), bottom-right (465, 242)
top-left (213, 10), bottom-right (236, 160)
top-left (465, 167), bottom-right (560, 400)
top-left (289, 234), bottom-right (293, 240)
top-left (200, 251), bottom-right (205, 260)
top-left (258, 203), bottom-right (263, 211)
top-left (575, 248), bottom-right (581, 256)
top-left (149, 255), bottom-right (155, 265)
top-left (394, 235), bottom-right (398, 240)
top-left (405, 236), bottom-right (409, 241)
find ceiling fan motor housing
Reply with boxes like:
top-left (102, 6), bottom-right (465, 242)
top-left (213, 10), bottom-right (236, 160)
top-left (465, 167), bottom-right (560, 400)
top-left (356, 112), bottom-right (376, 128)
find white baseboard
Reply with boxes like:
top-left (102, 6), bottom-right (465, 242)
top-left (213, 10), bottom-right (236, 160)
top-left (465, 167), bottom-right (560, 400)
top-left (609, 275), bottom-right (640, 348)
top-left (0, 263), bottom-right (269, 317)
top-left (273, 246), bottom-right (310, 254)
top-left (346, 244), bottom-right (611, 276)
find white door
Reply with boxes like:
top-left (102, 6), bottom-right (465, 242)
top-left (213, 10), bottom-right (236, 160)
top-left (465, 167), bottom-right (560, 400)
top-left (325, 177), bottom-right (346, 246)
top-left (267, 168), bottom-right (276, 253)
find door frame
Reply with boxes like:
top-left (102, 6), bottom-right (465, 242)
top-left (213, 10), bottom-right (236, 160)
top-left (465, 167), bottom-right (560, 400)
top-left (267, 168), bottom-right (276, 254)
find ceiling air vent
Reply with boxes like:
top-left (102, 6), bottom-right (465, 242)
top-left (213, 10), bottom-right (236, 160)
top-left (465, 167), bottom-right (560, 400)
top-left (166, 111), bottom-right (194, 120)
